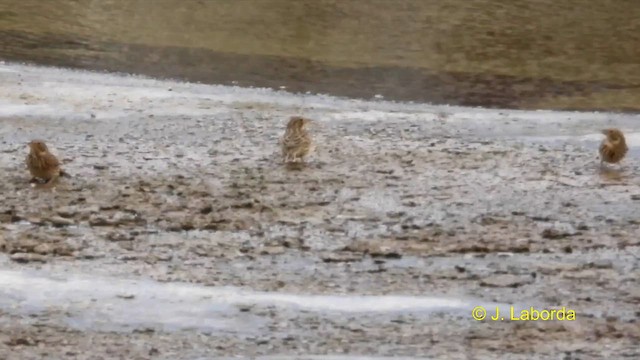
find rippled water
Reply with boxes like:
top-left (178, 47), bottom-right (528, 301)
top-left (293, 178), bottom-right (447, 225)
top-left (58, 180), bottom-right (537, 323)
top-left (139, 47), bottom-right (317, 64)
top-left (1, 1), bottom-right (639, 109)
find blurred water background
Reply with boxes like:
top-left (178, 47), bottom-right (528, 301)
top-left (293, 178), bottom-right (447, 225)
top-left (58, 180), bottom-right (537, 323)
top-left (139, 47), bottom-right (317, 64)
top-left (1, 0), bottom-right (639, 111)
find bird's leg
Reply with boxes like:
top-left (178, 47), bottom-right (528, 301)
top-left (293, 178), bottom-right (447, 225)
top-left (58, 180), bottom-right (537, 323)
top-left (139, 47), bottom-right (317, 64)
top-left (37, 174), bottom-right (59, 189)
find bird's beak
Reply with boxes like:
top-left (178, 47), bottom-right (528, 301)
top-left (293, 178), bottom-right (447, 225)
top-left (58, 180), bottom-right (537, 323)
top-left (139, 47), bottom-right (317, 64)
top-left (600, 129), bottom-right (609, 135)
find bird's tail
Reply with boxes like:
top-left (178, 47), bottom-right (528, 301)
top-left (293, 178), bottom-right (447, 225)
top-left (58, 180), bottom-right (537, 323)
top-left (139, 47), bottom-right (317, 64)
top-left (60, 169), bottom-right (71, 178)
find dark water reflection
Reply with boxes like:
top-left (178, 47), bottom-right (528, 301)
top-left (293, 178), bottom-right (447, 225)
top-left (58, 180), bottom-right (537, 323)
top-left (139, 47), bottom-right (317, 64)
top-left (1, 0), bottom-right (640, 111)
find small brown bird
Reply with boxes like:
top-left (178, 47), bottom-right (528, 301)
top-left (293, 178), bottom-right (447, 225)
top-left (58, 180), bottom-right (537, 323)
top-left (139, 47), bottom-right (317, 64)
top-left (599, 128), bottom-right (628, 165)
top-left (25, 140), bottom-right (68, 186)
top-left (281, 116), bottom-right (313, 163)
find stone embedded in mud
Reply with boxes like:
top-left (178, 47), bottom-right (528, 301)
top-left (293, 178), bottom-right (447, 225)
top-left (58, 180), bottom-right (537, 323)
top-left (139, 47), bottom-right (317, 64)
top-left (576, 223), bottom-right (590, 231)
top-left (25, 217), bottom-right (45, 225)
top-left (541, 228), bottom-right (573, 239)
top-left (541, 222), bottom-right (578, 239)
top-left (180, 222), bottom-right (195, 231)
top-left (116, 294), bottom-right (135, 300)
top-left (9, 238), bottom-right (39, 254)
top-left (147, 253), bottom-right (173, 262)
top-left (88, 215), bottom-right (112, 227)
top-left (586, 260), bottom-right (614, 269)
top-left (341, 241), bottom-right (402, 259)
top-left (10, 252), bottom-right (47, 263)
top-left (116, 253), bottom-right (145, 261)
top-left (199, 205), bottom-right (213, 214)
top-left (74, 251), bottom-right (105, 260)
top-left (322, 252), bottom-right (362, 263)
top-left (476, 215), bottom-right (509, 226)
top-left (116, 241), bottom-right (133, 251)
top-left (33, 243), bottom-right (53, 255)
top-left (237, 304), bottom-right (253, 312)
top-left (190, 246), bottom-right (211, 257)
top-left (342, 241), bottom-right (370, 254)
top-left (281, 237), bottom-right (305, 249)
top-left (106, 231), bottom-right (134, 242)
top-left (504, 243), bottom-right (531, 253)
top-left (6, 336), bottom-right (37, 347)
top-left (132, 327), bottom-right (155, 335)
top-left (369, 247), bottom-right (402, 259)
top-left (449, 244), bottom-right (490, 253)
top-left (402, 200), bottom-right (419, 207)
top-left (541, 228), bottom-right (562, 239)
top-left (89, 212), bottom-right (143, 227)
top-left (480, 274), bottom-right (534, 288)
top-left (623, 288), bottom-right (640, 304)
top-left (0, 209), bottom-right (21, 223)
top-left (563, 269), bottom-right (600, 280)
top-left (386, 211), bottom-right (406, 219)
top-left (53, 243), bottom-right (76, 256)
top-left (47, 216), bottom-right (75, 227)
top-left (56, 206), bottom-right (78, 218)
top-left (259, 246), bottom-right (286, 256)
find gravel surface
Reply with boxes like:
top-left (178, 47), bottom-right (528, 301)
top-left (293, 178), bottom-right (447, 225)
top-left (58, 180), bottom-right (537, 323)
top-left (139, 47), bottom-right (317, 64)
top-left (0, 63), bottom-right (639, 359)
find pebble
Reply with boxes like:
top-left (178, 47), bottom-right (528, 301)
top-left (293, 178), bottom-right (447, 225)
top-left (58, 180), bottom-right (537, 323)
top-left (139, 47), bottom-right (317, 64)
top-left (47, 216), bottom-right (75, 227)
top-left (480, 274), bottom-right (534, 288)
top-left (10, 252), bottom-right (47, 263)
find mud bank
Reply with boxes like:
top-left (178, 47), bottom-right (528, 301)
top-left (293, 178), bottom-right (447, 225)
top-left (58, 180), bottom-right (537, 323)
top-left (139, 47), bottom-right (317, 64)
top-left (0, 63), bottom-right (639, 359)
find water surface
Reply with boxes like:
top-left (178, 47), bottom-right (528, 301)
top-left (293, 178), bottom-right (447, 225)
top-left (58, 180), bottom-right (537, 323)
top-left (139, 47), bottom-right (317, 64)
top-left (1, 2), bottom-right (639, 109)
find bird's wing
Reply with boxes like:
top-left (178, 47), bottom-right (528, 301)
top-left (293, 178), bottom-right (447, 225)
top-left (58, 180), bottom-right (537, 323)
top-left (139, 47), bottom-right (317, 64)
top-left (600, 141), bottom-right (621, 160)
top-left (282, 132), bottom-right (302, 149)
top-left (39, 151), bottom-right (61, 169)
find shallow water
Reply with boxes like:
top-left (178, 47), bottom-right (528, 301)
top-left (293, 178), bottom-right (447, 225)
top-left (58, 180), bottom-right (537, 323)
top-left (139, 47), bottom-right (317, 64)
top-left (0, 268), bottom-right (497, 334)
top-left (1, 0), bottom-right (640, 111)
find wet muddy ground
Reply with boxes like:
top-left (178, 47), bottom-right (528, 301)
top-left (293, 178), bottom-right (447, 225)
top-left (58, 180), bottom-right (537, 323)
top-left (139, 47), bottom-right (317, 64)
top-left (0, 63), bottom-right (639, 359)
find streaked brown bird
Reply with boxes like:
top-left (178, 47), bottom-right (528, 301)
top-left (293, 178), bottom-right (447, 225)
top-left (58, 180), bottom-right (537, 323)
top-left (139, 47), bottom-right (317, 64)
top-left (599, 128), bottom-right (628, 165)
top-left (25, 140), bottom-right (68, 186)
top-left (281, 116), bottom-right (313, 163)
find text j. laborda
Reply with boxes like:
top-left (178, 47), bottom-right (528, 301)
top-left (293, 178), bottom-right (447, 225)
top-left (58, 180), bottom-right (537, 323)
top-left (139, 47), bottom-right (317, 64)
top-left (471, 306), bottom-right (576, 321)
